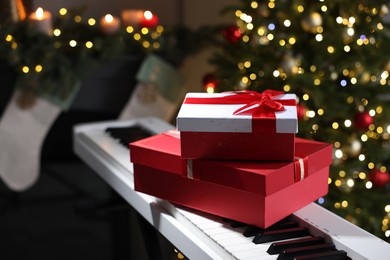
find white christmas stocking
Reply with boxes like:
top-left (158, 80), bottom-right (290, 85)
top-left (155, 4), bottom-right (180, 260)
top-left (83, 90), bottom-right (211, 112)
top-left (118, 54), bottom-right (185, 122)
top-left (0, 90), bottom-right (60, 191)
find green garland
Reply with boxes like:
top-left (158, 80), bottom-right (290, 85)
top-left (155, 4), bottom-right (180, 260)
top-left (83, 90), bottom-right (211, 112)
top-left (0, 8), bottom-right (204, 109)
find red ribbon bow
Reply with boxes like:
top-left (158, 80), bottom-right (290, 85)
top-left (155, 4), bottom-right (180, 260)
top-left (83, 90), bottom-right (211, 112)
top-left (184, 89), bottom-right (293, 118)
top-left (230, 90), bottom-right (287, 117)
top-left (183, 89), bottom-right (296, 132)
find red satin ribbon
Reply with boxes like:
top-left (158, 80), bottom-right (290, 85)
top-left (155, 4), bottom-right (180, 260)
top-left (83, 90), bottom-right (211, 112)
top-left (184, 89), bottom-right (295, 118)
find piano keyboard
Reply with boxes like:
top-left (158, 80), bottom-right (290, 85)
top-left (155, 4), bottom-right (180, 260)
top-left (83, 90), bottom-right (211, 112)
top-left (73, 117), bottom-right (390, 260)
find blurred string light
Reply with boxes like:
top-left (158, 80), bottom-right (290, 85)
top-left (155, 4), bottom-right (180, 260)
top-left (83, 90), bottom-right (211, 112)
top-left (228, 1), bottom-right (390, 240)
top-left (2, 7), bottom-right (165, 82)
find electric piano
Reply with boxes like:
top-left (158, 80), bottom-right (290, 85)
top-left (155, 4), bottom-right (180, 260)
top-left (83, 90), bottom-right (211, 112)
top-left (73, 117), bottom-right (390, 260)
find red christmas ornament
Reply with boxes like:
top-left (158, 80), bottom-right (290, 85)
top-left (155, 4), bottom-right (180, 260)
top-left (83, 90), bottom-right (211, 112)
top-left (140, 10), bottom-right (159, 28)
top-left (223, 25), bottom-right (242, 44)
top-left (354, 111), bottom-right (373, 130)
top-left (297, 104), bottom-right (306, 120)
top-left (369, 169), bottom-right (390, 187)
top-left (202, 73), bottom-right (218, 92)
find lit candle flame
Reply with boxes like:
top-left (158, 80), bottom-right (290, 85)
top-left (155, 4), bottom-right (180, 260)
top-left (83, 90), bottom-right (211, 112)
top-left (144, 10), bottom-right (153, 20)
top-left (36, 7), bottom-right (44, 20)
top-left (104, 14), bottom-right (114, 23)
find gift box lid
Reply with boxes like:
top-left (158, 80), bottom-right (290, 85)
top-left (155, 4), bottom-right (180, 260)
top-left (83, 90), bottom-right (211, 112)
top-left (129, 131), bottom-right (332, 196)
top-left (176, 90), bottom-right (298, 134)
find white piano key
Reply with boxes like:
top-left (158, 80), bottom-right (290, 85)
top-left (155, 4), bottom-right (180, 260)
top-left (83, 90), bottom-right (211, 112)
top-left (74, 118), bottom-right (390, 260)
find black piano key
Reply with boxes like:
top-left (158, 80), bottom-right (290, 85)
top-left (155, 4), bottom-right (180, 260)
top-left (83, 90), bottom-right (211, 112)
top-left (277, 243), bottom-right (336, 260)
top-left (252, 227), bottom-right (310, 244)
top-left (105, 125), bottom-right (152, 147)
top-left (244, 220), bottom-right (299, 237)
top-left (293, 250), bottom-right (349, 260)
top-left (229, 220), bottom-right (248, 228)
top-left (267, 236), bottom-right (325, 254)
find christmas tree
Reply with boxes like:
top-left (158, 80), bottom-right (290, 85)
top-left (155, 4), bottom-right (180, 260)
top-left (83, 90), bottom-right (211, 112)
top-left (204, 0), bottom-right (390, 241)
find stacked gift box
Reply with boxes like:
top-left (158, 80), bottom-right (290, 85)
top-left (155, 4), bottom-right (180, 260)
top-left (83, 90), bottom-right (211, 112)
top-left (130, 90), bottom-right (332, 228)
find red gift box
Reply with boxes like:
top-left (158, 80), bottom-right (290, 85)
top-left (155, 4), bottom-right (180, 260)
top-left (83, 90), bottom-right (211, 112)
top-left (130, 132), bottom-right (332, 228)
top-left (176, 90), bottom-right (298, 161)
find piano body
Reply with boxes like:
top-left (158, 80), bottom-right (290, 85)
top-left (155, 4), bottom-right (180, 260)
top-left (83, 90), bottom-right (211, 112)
top-left (73, 117), bottom-right (390, 260)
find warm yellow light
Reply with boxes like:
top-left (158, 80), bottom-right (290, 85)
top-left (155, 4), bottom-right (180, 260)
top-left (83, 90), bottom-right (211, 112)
top-left (244, 61), bottom-right (251, 68)
top-left (134, 33), bottom-right (141, 40)
top-left (156, 25), bottom-right (164, 33)
top-left (88, 18), bottom-right (96, 26)
top-left (85, 41), bottom-right (93, 48)
top-left (141, 28), bottom-right (149, 35)
top-left (257, 27), bottom-right (265, 36)
top-left (361, 134), bottom-right (368, 142)
top-left (69, 40), bottom-right (77, 47)
top-left (242, 35), bottom-right (250, 42)
top-left (341, 200), bottom-right (349, 207)
top-left (317, 109), bottom-right (324, 115)
top-left (334, 202), bottom-right (341, 208)
top-left (344, 119), bottom-right (352, 127)
top-left (335, 149), bottom-right (343, 159)
top-left (104, 14), bottom-right (114, 23)
top-left (36, 7), bottom-right (44, 20)
top-left (22, 66), bottom-right (29, 73)
top-left (339, 171), bottom-right (346, 177)
top-left (59, 8), bottom-right (67, 16)
top-left (35, 65), bottom-right (42, 72)
top-left (315, 34), bottom-right (323, 42)
top-left (74, 15), bottom-right (82, 23)
top-left (144, 10), bottom-right (153, 20)
top-left (142, 41), bottom-right (150, 48)
top-left (302, 94), bottom-right (309, 100)
top-left (267, 34), bottom-right (274, 40)
top-left (359, 172), bottom-right (366, 179)
top-left (327, 46), bottom-right (335, 53)
top-left (283, 85), bottom-right (291, 92)
top-left (288, 37), bottom-right (296, 45)
top-left (251, 1), bottom-right (258, 9)
top-left (306, 110), bottom-right (315, 118)
top-left (346, 179), bottom-right (354, 188)
top-left (332, 122), bottom-right (339, 129)
top-left (5, 34), bottom-right (13, 42)
top-left (53, 29), bottom-right (61, 36)
top-left (297, 5), bottom-right (304, 13)
top-left (126, 26), bottom-right (134, 33)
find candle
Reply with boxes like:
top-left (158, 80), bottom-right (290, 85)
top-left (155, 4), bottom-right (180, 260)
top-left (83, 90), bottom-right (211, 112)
top-left (140, 10), bottom-right (159, 28)
top-left (28, 7), bottom-right (52, 35)
top-left (121, 9), bottom-right (144, 27)
top-left (100, 14), bottom-right (121, 34)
